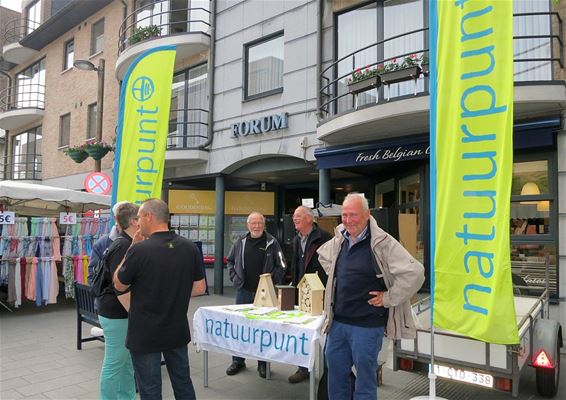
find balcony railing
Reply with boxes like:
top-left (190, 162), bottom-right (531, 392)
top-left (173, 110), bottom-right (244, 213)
top-left (2, 18), bottom-right (40, 47)
top-left (320, 11), bottom-right (563, 119)
top-left (167, 107), bottom-right (208, 149)
top-left (118, 0), bottom-right (210, 55)
top-left (0, 154), bottom-right (42, 181)
top-left (0, 83), bottom-right (45, 112)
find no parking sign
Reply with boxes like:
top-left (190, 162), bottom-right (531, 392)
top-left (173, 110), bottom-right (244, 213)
top-left (84, 172), bottom-right (112, 195)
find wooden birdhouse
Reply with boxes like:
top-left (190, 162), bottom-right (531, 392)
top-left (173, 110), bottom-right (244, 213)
top-left (297, 273), bottom-right (325, 315)
top-left (276, 285), bottom-right (295, 311)
top-left (253, 273), bottom-right (278, 307)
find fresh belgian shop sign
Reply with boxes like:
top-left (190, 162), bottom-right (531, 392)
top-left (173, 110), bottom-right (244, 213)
top-left (314, 138), bottom-right (430, 169)
top-left (231, 113), bottom-right (288, 138)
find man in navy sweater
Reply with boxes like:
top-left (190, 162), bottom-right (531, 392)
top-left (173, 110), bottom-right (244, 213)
top-left (317, 193), bottom-right (424, 400)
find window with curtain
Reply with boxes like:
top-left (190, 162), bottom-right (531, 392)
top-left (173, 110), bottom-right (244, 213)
top-left (91, 19), bottom-right (105, 55)
top-left (16, 58), bottom-right (45, 109)
top-left (168, 63), bottom-right (208, 148)
top-left (135, 0), bottom-right (170, 35)
top-left (383, 0), bottom-right (424, 98)
top-left (513, 0), bottom-right (552, 81)
top-left (335, 0), bottom-right (424, 113)
top-left (59, 113), bottom-right (71, 147)
top-left (87, 103), bottom-right (97, 139)
top-left (245, 33), bottom-right (284, 99)
top-left (63, 39), bottom-right (74, 70)
top-left (11, 127), bottom-right (42, 180)
top-left (26, 0), bottom-right (41, 34)
top-left (337, 3), bottom-right (378, 113)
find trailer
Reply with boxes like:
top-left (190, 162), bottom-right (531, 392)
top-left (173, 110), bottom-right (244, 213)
top-left (393, 260), bottom-right (562, 397)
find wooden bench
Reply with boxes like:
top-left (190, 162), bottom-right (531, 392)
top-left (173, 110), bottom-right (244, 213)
top-left (75, 282), bottom-right (105, 349)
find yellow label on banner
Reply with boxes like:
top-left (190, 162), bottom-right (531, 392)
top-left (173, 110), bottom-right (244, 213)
top-left (112, 46), bottom-right (176, 205)
top-left (168, 190), bottom-right (275, 216)
top-left (432, 0), bottom-right (518, 344)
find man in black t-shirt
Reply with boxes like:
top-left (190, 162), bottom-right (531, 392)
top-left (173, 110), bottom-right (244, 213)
top-left (226, 211), bottom-right (286, 378)
top-left (114, 198), bottom-right (207, 400)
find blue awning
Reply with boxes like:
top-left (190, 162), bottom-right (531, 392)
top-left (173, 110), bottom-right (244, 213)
top-left (314, 118), bottom-right (560, 170)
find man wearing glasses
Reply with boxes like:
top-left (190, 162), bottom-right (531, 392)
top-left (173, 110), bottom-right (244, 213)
top-left (225, 211), bottom-right (286, 378)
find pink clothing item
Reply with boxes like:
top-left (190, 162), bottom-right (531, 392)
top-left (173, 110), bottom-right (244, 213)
top-left (26, 257), bottom-right (37, 301)
top-left (74, 255), bottom-right (82, 283)
top-left (48, 260), bottom-right (58, 304)
top-left (51, 220), bottom-right (62, 261)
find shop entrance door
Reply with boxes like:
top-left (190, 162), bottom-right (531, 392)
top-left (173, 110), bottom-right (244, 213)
top-left (374, 168), bottom-right (426, 267)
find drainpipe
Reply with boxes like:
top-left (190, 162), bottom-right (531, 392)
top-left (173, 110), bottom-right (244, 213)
top-left (0, 70), bottom-right (12, 179)
top-left (119, 0), bottom-right (127, 19)
top-left (199, 0), bottom-right (216, 149)
top-left (315, 0), bottom-right (323, 121)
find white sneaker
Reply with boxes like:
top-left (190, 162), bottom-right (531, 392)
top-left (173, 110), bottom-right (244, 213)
top-left (90, 327), bottom-right (104, 337)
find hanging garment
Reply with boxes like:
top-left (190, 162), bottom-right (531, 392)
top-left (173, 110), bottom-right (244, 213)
top-left (41, 259), bottom-right (50, 304)
top-left (20, 257), bottom-right (26, 302)
top-left (26, 257), bottom-right (37, 301)
top-left (7, 261), bottom-right (16, 303)
top-left (14, 259), bottom-right (21, 307)
top-left (48, 260), bottom-right (58, 304)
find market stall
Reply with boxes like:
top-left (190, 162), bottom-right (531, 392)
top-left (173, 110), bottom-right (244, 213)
top-left (0, 181), bottom-right (111, 311)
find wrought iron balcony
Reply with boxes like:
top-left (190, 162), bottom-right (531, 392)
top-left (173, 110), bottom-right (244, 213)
top-left (0, 82), bottom-right (45, 130)
top-left (1, 18), bottom-right (40, 64)
top-left (115, 1), bottom-right (210, 79)
top-left (0, 153), bottom-right (42, 181)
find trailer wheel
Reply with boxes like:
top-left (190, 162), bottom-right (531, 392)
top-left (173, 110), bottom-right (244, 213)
top-left (535, 339), bottom-right (560, 397)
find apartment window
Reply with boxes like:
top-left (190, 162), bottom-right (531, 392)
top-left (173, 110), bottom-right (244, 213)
top-left (91, 19), bottom-right (105, 55)
top-left (63, 39), bottom-right (74, 70)
top-left (59, 113), bottom-right (71, 147)
top-left (11, 127), bottom-right (42, 180)
top-left (87, 103), bottom-right (97, 139)
top-left (168, 63), bottom-right (208, 149)
top-left (15, 58), bottom-right (45, 109)
top-left (244, 32), bottom-right (284, 99)
top-left (26, 0), bottom-right (42, 34)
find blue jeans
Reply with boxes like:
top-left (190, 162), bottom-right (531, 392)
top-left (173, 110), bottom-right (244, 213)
top-left (98, 316), bottom-right (135, 400)
top-left (232, 288), bottom-right (265, 368)
top-left (325, 321), bottom-right (384, 400)
top-left (130, 345), bottom-right (195, 400)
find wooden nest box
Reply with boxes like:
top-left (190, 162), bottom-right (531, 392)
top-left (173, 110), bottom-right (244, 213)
top-left (253, 273), bottom-right (277, 307)
top-left (297, 273), bottom-right (325, 315)
top-left (276, 285), bottom-right (295, 311)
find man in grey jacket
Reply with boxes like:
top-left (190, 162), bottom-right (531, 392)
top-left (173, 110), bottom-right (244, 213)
top-left (317, 193), bottom-right (425, 400)
top-left (226, 211), bottom-right (286, 378)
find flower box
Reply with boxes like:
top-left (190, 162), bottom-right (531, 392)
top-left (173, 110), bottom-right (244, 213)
top-left (347, 76), bottom-right (381, 95)
top-left (66, 149), bottom-right (89, 163)
top-left (380, 66), bottom-right (421, 85)
top-left (421, 63), bottom-right (429, 77)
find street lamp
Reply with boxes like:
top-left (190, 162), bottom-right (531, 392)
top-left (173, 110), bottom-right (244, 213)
top-left (73, 58), bottom-right (105, 172)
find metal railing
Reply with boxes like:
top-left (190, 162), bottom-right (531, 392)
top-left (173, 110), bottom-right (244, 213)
top-left (1, 18), bottom-right (40, 47)
top-left (0, 83), bottom-right (45, 112)
top-left (118, 0), bottom-right (210, 55)
top-left (0, 154), bottom-right (42, 181)
top-left (320, 11), bottom-right (563, 119)
top-left (167, 107), bottom-right (208, 149)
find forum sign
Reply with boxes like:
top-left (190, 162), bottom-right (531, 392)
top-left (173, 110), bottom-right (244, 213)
top-left (231, 112), bottom-right (288, 138)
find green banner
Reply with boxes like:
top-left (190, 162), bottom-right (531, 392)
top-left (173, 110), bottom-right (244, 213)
top-left (431, 0), bottom-right (518, 344)
top-left (112, 46), bottom-right (176, 204)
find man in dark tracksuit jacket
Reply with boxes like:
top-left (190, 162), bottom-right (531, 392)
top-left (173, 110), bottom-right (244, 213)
top-left (226, 211), bottom-right (286, 379)
top-left (288, 206), bottom-right (331, 383)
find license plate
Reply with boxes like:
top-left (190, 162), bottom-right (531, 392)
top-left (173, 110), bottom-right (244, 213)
top-left (434, 364), bottom-right (494, 388)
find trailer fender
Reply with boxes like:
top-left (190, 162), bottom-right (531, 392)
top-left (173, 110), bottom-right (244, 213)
top-left (532, 319), bottom-right (563, 367)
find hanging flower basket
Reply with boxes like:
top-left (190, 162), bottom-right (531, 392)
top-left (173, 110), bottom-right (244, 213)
top-left (83, 139), bottom-right (113, 161)
top-left (65, 148), bottom-right (89, 163)
top-left (380, 66), bottom-right (421, 85)
top-left (348, 75), bottom-right (381, 95)
top-left (84, 145), bottom-right (110, 160)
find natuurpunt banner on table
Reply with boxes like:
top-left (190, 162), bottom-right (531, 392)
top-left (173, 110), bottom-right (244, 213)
top-left (430, 0), bottom-right (518, 344)
top-left (112, 46), bottom-right (176, 205)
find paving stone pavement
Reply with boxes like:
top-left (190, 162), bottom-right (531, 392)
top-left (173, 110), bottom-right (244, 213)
top-left (1, 286), bottom-right (564, 399)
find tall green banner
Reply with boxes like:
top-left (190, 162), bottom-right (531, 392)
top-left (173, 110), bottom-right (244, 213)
top-left (430, 0), bottom-right (518, 344)
top-left (112, 46), bottom-right (176, 205)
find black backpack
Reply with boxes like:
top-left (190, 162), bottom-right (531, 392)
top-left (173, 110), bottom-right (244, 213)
top-left (90, 237), bottom-right (126, 297)
top-left (90, 247), bottom-right (113, 297)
